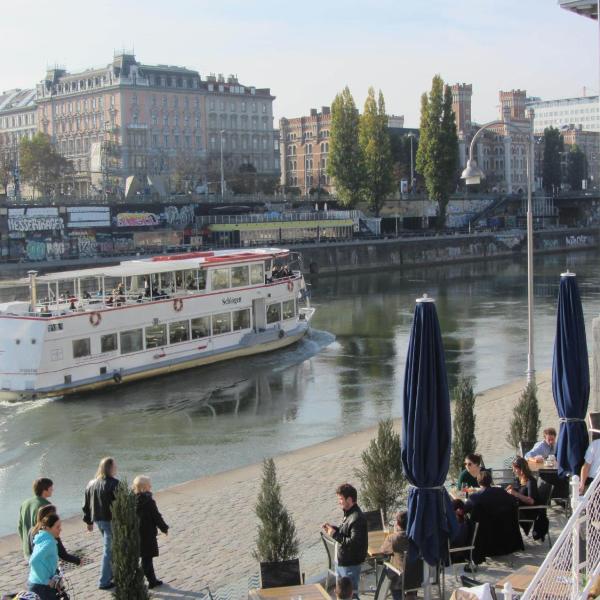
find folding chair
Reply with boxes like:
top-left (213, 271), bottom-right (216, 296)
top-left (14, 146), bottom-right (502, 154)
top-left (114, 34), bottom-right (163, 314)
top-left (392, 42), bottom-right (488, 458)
top-left (374, 553), bottom-right (424, 600)
top-left (447, 522), bottom-right (480, 580)
top-left (259, 558), bottom-right (302, 589)
top-left (320, 531), bottom-right (337, 590)
top-left (363, 509), bottom-right (385, 532)
top-left (518, 484), bottom-right (554, 548)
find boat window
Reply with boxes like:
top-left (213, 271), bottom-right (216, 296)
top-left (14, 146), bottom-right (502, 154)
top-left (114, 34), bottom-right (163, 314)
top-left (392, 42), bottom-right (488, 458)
top-left (212, 312), bottom-right (232, 335)
top-left (72, 338), bottom-right (91, 358)
top-left (120, 329), bottom-right (143, 354)
top-left (231, 265), bottom-right (249, 287)
top-left (266, 303), bottom-right (281, 324)
top-left (250, 263), bottom-right (264, 285)
top-left (232, 308), bottom-right (251, 331)
top-left (211, 268), bottom-right (230, 290)
top-left (101, 333), bottom-right (118, 353)
top-left (169, 320), bottom-right (190, 344)
top-left (191, 316), bottom-right (211, 339)
top-left (198, 270), bottom-right (207, 290)
top-left (282, 299), bottom-right (295, 320)
top-left (145, 324), bottom-right (167, 349)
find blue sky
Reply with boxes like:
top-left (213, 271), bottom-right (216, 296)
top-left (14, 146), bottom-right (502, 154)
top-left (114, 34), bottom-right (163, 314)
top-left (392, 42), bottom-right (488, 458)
top-left (1, 0), bottom-right (597, 126)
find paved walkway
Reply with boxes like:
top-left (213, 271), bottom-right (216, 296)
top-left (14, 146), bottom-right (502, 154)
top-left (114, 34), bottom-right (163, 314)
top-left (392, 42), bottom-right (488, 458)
top-left (0, 370), bottom-right (562, 598)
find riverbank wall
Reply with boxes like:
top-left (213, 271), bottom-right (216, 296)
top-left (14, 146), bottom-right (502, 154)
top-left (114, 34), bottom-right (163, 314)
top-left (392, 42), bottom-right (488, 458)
top-left (0, 227), bottom-right (597, 280)
top-left (295, 227), bottom-right (599, 275)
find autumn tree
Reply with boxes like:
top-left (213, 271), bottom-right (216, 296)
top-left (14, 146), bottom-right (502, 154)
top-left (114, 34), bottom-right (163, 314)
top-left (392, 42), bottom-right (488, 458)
top-left (359, 88), bottom-right (395, 215)
top-left (328, 86), bottom-right (364, 207)
top-left (0, 152), bottom-right (13, 195)
top-left (416, 75), bottom-right (459, 227)
top-left (567, 144), bottom-right (587, 191)
top-left (20, 133), bottom-right (72, 198)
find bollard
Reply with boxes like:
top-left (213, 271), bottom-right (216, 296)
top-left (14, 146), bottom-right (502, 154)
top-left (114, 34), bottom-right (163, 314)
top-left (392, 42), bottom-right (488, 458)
top-left (503, 581), bottom-right (513, 600)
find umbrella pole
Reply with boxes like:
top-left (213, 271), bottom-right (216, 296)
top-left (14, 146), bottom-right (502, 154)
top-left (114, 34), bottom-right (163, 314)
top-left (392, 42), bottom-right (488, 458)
top-left (423, 563), bottom-right (432, 600)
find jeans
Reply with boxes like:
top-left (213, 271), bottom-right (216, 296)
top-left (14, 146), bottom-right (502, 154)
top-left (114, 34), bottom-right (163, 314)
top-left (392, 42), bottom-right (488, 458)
top-left (28, 583), bottom-right (59, 600)
top-left (336, 564), bottom-right (362, 599)
top-left (96, 519), bottom-right (113, 587)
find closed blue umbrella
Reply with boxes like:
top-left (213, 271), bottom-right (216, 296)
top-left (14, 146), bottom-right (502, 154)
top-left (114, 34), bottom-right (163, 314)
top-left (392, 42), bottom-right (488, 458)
top-left (553, 271), bottom-right (589, 477)
top-left (402, 295), bottom-right (457, 566)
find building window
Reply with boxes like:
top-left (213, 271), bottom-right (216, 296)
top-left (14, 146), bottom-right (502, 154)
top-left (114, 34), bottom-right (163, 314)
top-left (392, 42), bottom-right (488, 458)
top-left (212, 312), bottom-right (232, 335)
top-left (73, 338), bottom-right (91, 358)
top-left (120, 329), bottom-right (143, 354)
top-left (191, 316), bottom-right (210, 339)
top-left (145, 324), bottom-right (167, 348)
top-left (101, 333), bottom-right (118, 353)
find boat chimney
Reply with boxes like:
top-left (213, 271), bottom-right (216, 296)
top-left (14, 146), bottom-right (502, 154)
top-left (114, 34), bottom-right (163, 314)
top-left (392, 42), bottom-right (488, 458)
top-left (28, 270), bottom-right (38, 312)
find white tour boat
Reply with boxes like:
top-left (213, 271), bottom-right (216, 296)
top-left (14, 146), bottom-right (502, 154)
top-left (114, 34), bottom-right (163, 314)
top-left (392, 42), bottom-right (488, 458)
top-left (0, 248), bottom-right (315, 401)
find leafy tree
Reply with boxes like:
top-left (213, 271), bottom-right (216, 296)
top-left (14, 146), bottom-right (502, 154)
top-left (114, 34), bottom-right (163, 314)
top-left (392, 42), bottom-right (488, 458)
top-left (254, 458), bottom-right (299, 563)
top-left (0, 152), bottom-right (13, 195)
top-left (450, 377), bottom-right (477, 479)
top-left (354, 419), bottom-right (406, 522)
top-left (389, 133), bottom-right (421, 192)
top-left (111, 481), bottom-right (149, 600)
top-left (19, 133), bottom-right (72, 198)
top-left (506, 382), bottom-right (541, 452)
top-left (415, 75), bottom-right (458, 227)
top-left (328, 86), bottom-right (364, 207)
top-left (172, 149), bottom-right (204, 193)
top-left (542, 127), bottom-right (563, 193)
top-left (359, 88), bottom-right (395, 216)
top-left (567, 144), bottom-right (587, 191)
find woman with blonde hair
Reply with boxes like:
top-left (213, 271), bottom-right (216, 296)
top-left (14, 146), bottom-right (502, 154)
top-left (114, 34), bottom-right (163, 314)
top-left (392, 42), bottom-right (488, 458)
top-left (133, 475), bottom-right (169, 589)
top-left (82, 456), bottom-right (119, 590)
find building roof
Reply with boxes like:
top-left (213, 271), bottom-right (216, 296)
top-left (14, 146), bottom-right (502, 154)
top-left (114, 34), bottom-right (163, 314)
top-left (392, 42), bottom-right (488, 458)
top-left (559, 0), bottom-right (598, 18)
top-left (0, 89), bottom-right (36, 113)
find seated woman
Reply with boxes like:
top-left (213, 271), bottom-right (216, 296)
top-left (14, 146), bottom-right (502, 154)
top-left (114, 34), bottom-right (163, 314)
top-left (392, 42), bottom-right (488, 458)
top-left (507, 456), bottom-right (547, 538)
top-left (379, 511), bottom-right (410, 600)
top-left (450, 499), bottom-right (470, 550)
top-left (457, 453), bottom-right (483, 489)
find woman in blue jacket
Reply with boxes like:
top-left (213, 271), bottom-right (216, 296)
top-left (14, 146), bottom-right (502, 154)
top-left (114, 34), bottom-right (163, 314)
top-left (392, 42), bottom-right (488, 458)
top-left (28, 513), bottom-right (61, 600)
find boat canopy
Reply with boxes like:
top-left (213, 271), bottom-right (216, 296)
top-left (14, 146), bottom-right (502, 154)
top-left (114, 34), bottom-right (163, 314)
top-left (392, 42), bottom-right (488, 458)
top-left (23, 248), bottom-right (289, 284)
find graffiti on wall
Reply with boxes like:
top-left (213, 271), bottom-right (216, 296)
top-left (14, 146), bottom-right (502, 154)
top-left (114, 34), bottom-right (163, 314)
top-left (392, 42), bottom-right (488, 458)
top-left (163, 205), bottom-right (195, 227)
top-left (116, 212), bottom-right (159, 227)
top-left (25, 240), bottom-right (65, 261)
top-left (8, 208), bottom-right (64, 232)
top-left (566, 234), bottom-right (593, 247)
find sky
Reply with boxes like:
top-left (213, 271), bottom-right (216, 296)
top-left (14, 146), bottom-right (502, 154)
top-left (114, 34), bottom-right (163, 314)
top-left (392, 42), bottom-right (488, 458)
top-left (0, 0), bottom-right (597, 127)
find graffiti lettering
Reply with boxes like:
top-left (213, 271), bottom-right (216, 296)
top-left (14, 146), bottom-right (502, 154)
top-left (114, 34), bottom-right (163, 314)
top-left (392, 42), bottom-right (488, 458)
top-left (164, 205), bottom-right (195, 227)
top-left (9, 216), bottom-right (64, 232)
top-left (566, 235), bottom-right (592, 247)
top-left (116, 212), bottom-right (159, 227)
top-left (77, 236), bottom-right (97, 257)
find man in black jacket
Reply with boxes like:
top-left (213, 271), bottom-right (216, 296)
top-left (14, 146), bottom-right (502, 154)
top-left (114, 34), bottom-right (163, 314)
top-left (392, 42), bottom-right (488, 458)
top-left (82, 457), bottom-right (119, 590)
top-left (322, 483), bottom-right (368, 599)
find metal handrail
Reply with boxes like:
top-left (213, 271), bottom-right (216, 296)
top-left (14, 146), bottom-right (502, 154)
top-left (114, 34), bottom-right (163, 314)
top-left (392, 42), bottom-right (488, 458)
top-left (196, 210), bottom-right (360, 225)
top-left (521, 473), bottom-right (600, 599)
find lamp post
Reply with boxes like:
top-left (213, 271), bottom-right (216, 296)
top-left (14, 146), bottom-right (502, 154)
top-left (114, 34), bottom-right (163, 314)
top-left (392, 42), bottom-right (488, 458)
top-left (461, 120), bottom-right (535, 384)
top-left (408, 133), bottom-right (415, 193)
top-left (220, 130), bottom-right (225, 200)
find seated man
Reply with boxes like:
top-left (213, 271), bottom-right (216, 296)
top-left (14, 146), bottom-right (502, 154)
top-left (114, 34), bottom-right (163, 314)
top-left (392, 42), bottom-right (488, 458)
top-left (579, 436), bottom-right (600, 494)
top-left (379, 512), bottom-right (410, 600)
top-left (465, 471), bottom-right (523, 562)
top-left (525, 427), bottom-right (557, 461)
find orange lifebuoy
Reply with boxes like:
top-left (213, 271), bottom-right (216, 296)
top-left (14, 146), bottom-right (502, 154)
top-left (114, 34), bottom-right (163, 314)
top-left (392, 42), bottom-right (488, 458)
top-left (287, 280), bottom-right (294, 292)
top-left (89, 312), bottom-right (102, 327)
top-left (173, 298), bottom-right (184, 312)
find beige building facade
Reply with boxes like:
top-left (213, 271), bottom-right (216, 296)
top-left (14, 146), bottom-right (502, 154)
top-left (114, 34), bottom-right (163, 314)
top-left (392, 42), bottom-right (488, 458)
top-left (0, 53), bottom-right (278, 197)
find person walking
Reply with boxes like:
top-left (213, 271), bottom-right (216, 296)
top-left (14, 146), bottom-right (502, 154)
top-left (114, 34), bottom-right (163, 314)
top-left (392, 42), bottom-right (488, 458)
top-left (18, 478), bottom-right (54, 560)
top-left (132, 475), bottom-right (169, 588)
top-left (322, 483), bottom-right (367, 599)
top-left (27, 513), bottom-right (62, 600)
top-left (83, 457), bottom-right (119, 590)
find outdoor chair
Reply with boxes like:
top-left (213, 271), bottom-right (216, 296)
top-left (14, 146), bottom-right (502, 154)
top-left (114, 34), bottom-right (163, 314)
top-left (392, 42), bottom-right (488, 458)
top-left (447, 522), bottom-right (480, 580)
top-left (374, 553), bottom-right (424, 600)
top-left (518, 484), bottom-right (554, 548)
top-left (259, 558), bottom-right (302, 589)
top-left (589, 412), bottom-right (600, 441)
top-left (490, 468), bottom-right (516, 488)
top-left (320, 531), bottom-right (337, 590)
top-left (363, 508), bottom-right (386, 531)
top-left (519, 440), bottom-right (536, 457)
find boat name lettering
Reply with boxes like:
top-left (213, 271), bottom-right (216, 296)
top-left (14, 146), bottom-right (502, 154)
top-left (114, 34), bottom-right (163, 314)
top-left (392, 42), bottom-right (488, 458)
top-left (221, 296), bottom-right (242, 305)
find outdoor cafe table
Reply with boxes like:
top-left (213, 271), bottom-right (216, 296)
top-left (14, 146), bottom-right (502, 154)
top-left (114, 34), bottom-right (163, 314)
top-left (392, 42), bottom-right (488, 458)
top-left (248, 583), bottom-right (330, 599)
top-left (527, 458), bottom-right (558, 474)
top-left (367, 529), bottom-right (391, 557)
top-left (496, 565), bottom-right (539, 593)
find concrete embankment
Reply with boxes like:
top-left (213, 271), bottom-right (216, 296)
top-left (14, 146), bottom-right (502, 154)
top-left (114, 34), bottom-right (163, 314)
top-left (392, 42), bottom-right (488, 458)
top-left (294, 227), bottom-right (599, 276)
top-left (0, 370), bottom-right (561, 599)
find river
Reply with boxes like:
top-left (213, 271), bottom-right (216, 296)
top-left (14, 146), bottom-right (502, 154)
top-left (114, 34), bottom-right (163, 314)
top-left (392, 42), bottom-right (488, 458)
top-left (0, 249), bottom-right (599, 535)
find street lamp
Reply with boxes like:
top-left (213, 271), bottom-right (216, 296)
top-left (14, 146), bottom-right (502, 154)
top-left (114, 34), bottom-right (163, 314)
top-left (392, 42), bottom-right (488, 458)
top-left (220, 130), bottom-right (225, 200)
top-left (461, 119), bottom-right (536, 384)
top-left (407, 133), bottom-right (416, 193)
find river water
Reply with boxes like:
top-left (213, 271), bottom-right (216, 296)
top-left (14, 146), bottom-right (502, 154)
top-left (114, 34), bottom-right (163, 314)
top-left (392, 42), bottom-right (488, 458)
top-left (1, 249), bottom-right (600, 535)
